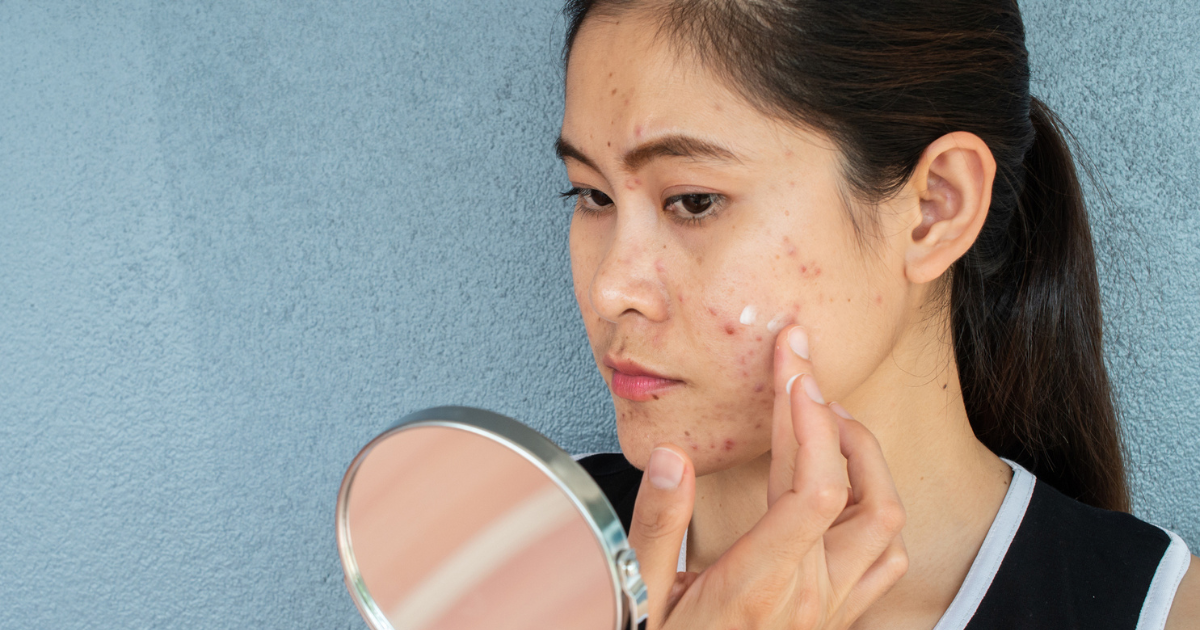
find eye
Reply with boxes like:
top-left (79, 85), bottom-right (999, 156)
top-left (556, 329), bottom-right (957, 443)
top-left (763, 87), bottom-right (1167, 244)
top-left (560, 187), bottom-right (614, 213)
top-left (664, 193), bottom-right (722, 222)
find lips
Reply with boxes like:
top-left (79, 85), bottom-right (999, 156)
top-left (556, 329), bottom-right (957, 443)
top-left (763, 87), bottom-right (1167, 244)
top-left (604, 356), bottom-right (682, 402)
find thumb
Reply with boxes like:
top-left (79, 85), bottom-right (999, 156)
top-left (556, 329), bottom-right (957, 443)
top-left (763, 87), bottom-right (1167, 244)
top-left (628, 445), bottom-right (695, 629)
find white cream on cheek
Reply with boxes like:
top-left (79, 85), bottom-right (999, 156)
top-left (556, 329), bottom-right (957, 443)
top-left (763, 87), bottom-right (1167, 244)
top-left (739, 305), bottom-right (758, 326)
top-left (767, 313), bottom-right (789, 334)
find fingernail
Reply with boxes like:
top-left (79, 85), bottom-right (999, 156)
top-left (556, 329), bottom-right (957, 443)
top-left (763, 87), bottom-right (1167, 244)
top-left (788, 328), bottom-right (809, 360)
top-left (830, 402), bottom-right (854, 419)
top-left (801, 374), bottom-right (825, 404)
top-left (786, 373), bottom-right (802, 395)
top-left (648, 448), bottom-right (684, 491)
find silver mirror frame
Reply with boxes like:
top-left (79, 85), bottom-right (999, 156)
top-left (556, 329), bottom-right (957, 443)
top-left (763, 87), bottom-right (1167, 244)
top-left (335, 406), bottom-right (649, 630)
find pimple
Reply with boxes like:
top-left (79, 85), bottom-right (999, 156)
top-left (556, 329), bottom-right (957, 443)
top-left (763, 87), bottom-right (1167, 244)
top-left (707, 306), bottom-right (719, 317)
top-left (634, 124), bottom-right (643, 137)
top-left (724, 323), bottom-right (736, 335)
top-left (654, 259), bottom-right (665, 273)
top-left (783, 237), bottom-right (797, 257)
top-left (754, 422), bottom-right (762, 429)
top-left (684, 430), bottom-right (690, 436)
top-left (755, 335), bottom-right (763, 342)
top-left (723, 439), bottom-right (735, 451)
top-left (875, 294), bottom-right (883, 305)
top-left (754, 383), bottom-right (765, 393)
top-left (678, 292), bottom-right (685, 303)
top-left (610, 88), bottom-right (617, 95)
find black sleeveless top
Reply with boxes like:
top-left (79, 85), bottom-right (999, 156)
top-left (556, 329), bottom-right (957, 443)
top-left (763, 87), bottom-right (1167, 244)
top-left (577, 453), bottom-right (1191, 630)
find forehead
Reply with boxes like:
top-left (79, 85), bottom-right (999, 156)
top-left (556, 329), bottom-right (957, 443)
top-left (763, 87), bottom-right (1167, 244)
top-left (561, 14), bottom-right (769, 159)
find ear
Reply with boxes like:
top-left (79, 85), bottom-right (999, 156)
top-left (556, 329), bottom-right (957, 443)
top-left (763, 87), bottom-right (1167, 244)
top-left (903, 132), bottom-right (997, 285)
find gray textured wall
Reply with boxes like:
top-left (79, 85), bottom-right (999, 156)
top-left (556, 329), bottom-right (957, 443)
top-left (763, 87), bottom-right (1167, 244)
top-left (0, 1), bottom-right (1195, 628)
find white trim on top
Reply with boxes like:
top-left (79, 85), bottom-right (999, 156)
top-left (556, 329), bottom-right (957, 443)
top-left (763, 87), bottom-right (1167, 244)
top-left (929, 458), bottom-right (1036, 630)
top-left (1135, 529), bottom-right (1192, 630)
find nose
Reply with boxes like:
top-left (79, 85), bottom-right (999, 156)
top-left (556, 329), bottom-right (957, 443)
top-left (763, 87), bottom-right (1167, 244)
top-left (588, 208), bottom-right (670, 324)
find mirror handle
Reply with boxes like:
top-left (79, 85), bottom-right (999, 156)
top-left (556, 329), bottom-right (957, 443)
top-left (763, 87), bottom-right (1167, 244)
top-left (616, 548), bottom-right (649, 630)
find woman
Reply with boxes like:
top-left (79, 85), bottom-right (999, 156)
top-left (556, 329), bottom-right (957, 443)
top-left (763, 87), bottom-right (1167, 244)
top-left (557, 1), bottom-right (1198, 628)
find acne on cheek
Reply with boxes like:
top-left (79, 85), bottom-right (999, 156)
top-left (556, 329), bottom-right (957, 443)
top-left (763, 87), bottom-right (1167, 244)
top-left (798, 263), bottom-right (822, 278)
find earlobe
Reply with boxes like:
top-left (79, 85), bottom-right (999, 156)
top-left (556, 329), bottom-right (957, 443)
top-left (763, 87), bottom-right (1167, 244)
top-left (903, 132), bottom-right (996, 285)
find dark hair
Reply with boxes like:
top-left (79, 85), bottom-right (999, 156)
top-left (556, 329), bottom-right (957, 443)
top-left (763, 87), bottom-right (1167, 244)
top-left (564, 0), bottom-right (1129, 512)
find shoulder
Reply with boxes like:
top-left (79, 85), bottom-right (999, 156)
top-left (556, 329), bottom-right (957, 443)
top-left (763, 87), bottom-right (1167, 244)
top-left (575, 452), bottom-right (642, 534)
top-left (971, 477), bottom-right (1190, 629)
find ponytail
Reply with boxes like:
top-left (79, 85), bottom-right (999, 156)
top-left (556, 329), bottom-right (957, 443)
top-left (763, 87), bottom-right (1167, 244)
top-left (953, 98), bottom-right (1129, 512)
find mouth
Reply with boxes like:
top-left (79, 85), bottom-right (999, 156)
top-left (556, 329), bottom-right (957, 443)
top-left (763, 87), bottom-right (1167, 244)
top-left (603, 355), bottom-right (683, 402)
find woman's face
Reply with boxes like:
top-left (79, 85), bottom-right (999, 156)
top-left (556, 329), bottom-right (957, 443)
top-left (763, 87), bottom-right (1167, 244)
top-left (562, 15), bottom-right (915, 475)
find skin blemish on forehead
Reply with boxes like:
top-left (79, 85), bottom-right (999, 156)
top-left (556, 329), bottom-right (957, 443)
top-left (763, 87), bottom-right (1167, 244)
top-left (739, 305), bottom-right (758, 325)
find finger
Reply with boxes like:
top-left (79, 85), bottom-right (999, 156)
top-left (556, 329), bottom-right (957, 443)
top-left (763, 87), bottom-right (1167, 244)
top-left (628, 445), bottom-right (695, 629)
top-left (746, 370), bottom-right (851, 567)
top-left (836, 533), bottom-right (908, 624)
top-left (768, 326), bottom-right (813, 507)
top-left (823, 416), bottom-right (906, 598)
top-left (789, 372), bottom-right (851, 525)
top-left (839, 415), bottom-right (902, 509)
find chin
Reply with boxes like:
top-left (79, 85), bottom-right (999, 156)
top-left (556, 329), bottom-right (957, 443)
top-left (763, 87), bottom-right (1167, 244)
top-left (612, 396), bottom-right (769, 476)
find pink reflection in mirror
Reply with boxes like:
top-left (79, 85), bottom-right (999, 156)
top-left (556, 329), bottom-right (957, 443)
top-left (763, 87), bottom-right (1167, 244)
top-left (345, 426), bottom-right (616, 630)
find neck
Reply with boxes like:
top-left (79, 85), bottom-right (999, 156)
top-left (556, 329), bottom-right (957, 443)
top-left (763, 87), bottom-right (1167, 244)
top-left (687, 314), bottom-right (1012, 628)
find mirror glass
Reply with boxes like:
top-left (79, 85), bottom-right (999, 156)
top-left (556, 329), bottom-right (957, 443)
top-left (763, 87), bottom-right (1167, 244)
top-left (339, 422), bottom-right (619, 630)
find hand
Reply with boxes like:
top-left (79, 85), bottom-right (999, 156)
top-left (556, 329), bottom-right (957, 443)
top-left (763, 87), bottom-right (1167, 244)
top-left (627, 326), bottom-right (908, 630)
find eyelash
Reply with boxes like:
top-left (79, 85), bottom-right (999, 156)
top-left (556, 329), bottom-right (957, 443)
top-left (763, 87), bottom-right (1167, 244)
top-left (559, 187), bottom-right (725, 225)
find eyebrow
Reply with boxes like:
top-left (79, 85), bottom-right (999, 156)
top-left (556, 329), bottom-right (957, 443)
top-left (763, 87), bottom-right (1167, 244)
top-left (555, 134), bottom-right (741, 173)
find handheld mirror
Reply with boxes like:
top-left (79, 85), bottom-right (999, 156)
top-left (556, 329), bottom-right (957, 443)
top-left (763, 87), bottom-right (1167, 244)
top-left (336, 406), bottom-right (649, 630)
